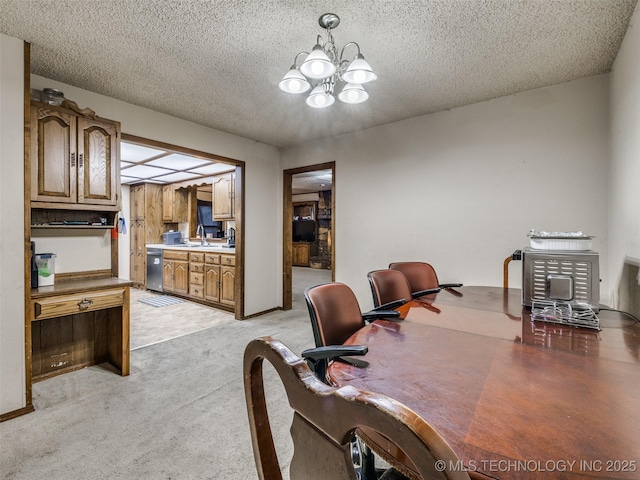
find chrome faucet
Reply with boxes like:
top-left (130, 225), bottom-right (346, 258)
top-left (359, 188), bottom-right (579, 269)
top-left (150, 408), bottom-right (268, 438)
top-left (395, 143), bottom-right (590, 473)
top-left (196, 224), bottom-right (206, 246)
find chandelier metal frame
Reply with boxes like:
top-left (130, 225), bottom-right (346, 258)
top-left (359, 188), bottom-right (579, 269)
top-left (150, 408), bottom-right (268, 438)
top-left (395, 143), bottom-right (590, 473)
top-left (279, 13), bottom-right (377, 108)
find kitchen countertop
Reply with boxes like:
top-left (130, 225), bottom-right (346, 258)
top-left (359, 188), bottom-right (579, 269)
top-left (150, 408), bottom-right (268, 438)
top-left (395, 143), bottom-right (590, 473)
top-left (146, 243), bottom-right (236, 254)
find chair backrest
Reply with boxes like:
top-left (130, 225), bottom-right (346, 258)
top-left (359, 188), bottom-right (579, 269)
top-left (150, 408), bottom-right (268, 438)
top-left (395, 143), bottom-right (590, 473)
top-left (367, 269), bottom-right (413, 308)
top-left (305, 282), bottom-right (365, 347)
top-left (244, 336), bottom-right (471, 480)
top-left (389, 262), bottom-right (440, 293)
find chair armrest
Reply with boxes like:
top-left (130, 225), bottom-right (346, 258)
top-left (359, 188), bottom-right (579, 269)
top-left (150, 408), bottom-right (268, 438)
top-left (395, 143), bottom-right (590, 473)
top-left (301, 345), bottom-right (368, 361)
top-left (411, 287), bottom-right (441, 299)
top-left (439, 283), bottom-right (463, 289)
top-left (372, 299), bottom-right (407, 311)
top-left (361, 310), bottom-right (401, 322)
top-left (302, 345), bottom-right (368, 383)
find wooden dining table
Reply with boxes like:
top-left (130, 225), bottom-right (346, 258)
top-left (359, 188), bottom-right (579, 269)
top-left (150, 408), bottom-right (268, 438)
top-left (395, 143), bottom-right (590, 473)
top-left (328, 287), bottom-right (640, 479)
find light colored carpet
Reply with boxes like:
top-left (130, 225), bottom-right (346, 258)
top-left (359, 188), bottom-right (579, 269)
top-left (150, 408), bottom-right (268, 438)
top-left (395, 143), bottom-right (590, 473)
top-left (0, 267), bottom-right (331, 480)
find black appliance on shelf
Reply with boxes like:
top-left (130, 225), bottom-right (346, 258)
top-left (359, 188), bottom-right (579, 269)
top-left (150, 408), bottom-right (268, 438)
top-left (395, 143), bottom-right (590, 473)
top-left (292, 220), bottom-right (316, 243)
top-left (197, 201), bottom-right (224, 238)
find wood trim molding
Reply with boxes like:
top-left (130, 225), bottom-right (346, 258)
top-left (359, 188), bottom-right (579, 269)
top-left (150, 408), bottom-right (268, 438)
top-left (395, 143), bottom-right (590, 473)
top-left (23, 41), bottom-right (33, 410)
top-left (121, 133), bottom-right (242, 166)
top-left (234, 165), bottom-right (244, 320)
top-left (282, 162), bottom-right (336, 310)
top-left (0, 405), bottom-right (35, 423)
top-left (243, 307), bottom-right (281, 319)
top-left (55, 269), bottom-right (113, 283)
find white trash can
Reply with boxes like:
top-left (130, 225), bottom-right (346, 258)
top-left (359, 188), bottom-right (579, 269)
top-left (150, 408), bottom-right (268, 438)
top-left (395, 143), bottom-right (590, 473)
top-left (35, 253), bottom-right (56, 286)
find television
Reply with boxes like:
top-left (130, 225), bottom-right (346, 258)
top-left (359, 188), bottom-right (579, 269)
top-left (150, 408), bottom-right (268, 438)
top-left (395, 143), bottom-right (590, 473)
top-left (293, 220), bottom-right (316, 242)
top-left (197, 201), bottom-right (223, 238)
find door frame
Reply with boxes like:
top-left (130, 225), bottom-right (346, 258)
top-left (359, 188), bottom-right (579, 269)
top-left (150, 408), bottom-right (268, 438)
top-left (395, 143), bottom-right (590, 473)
top-left (282, 162), bottom-right (335, 310)
top-left (121, 134), bottom-right (245, 319)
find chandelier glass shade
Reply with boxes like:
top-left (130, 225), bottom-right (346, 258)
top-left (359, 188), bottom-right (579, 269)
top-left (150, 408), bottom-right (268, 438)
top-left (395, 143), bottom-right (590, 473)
top-left (279, 13), bottom-right (376, 108)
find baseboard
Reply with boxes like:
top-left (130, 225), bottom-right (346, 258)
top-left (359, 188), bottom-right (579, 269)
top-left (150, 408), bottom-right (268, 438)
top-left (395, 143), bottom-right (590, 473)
top-left (0, 404), bottom-right (35, 423)
top-left (242, 306), bottom-right (282, 320)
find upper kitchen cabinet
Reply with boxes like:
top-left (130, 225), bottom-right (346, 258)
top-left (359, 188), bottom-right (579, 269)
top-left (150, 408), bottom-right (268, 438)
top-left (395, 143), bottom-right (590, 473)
top-left (30, 101), bottom-right (120, 211)
top-left (162, 185), bottom-right (188, 223)
top-left (212, 171), bottom-right (235, 220)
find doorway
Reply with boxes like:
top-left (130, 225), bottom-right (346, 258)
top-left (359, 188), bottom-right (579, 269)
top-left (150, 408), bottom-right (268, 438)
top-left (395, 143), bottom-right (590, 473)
top-left (120, 134), bottom-right (245, 320)
top-left (282, 162), bottom-right (335, 310)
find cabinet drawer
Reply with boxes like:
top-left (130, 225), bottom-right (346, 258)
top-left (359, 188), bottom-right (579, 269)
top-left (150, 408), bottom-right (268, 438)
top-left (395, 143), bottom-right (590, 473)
top-left (190, 252), bottom-right (204, 263)
top-left (205, 254), bottom-right (220, 264)
top-left (190, 284), bottom-right (205, 299)
top-left (33, 288), bottom-right (125, 321)
top-left (190, 262), bottom-right (205, 273)
top-left (221, 254), bottom-right (235, 266)
top-left (190, 272), bottom-right (204, 286)
top-left (163, 250), bottom-right (190, 261)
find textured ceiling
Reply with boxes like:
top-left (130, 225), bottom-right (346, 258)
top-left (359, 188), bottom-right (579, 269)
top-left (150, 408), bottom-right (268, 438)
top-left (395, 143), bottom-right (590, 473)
top-left (0, 0), bottom-right (637, 148)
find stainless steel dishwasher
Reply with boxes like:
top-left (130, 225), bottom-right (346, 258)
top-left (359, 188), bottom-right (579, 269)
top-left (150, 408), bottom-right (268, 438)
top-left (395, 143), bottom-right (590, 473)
top-left (146, 248), bottom-right (163, 292)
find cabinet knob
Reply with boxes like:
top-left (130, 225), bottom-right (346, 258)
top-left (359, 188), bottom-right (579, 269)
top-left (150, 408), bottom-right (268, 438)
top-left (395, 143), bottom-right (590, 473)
top-left (77, 298), bottom-right (93, 310)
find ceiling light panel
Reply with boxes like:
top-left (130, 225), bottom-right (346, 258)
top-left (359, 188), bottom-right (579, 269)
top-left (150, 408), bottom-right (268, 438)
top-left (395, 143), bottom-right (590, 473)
top-left (123, 164), bottom-right (174, 179)
top-left (146, 153), bottom-right (211, 170)
top-left (152, 172), bottom-right (203, 183)
top-left (121, 176), bottom-right (141, 184)
top-left (188, 163), bottom-right (236, 175)
top-left (121, 142), bottom-right (166, 162)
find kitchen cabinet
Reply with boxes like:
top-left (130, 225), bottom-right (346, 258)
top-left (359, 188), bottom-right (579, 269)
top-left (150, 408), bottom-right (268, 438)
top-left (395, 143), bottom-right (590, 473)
top-left (162, 250), bottom-right (189, 296)
top-left (162, 185), bottom-right (188, 222)
top-left (220, 265), bottom-right (236, 306)
top-left (212, 171), bottom-right (235, 220)
top-left (129, 184), bottom-right (164, 288)
top-left (189, 252), bottom-right (205, 299)
top-left (204, 254), bottom-right (221, 303)
top-left (203, 253), bottom-right (235, 306)
top-left (30, 101), bottom-right (120, 210)
top-left (292, 243), bottom-right (310, 267)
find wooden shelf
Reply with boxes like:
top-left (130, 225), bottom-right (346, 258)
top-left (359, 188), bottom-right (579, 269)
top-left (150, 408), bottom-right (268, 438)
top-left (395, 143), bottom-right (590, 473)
top-left (31, 208), bottom-right (117, 230)
top-left (31, 224), bottom-right (115, 229)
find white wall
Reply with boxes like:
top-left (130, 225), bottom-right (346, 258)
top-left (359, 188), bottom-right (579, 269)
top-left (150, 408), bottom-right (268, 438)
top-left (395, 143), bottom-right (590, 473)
top-left (0, 34), bottom-right (26, 414)
top-left (30, 75), bottom-right (282, 316)
top-left (281, 76), bottom-right (611, 309)
top-left (609, 5), bottom-right (640, 311)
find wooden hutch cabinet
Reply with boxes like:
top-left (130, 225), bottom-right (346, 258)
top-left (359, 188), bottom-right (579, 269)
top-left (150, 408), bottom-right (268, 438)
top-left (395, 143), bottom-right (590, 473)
top-left (30, 101), bottom-right (120, 209)
top-left (26, 100), bottom-right (131, 399)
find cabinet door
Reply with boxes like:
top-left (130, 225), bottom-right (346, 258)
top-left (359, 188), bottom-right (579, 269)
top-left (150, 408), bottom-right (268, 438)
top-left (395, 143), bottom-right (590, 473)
top-left (162, 185), bottom-right (173, 222)
top-left (134, 252), bottom-right (145, 286)
top-left (204, 265), bottom-right (220, 303)
top-left (173, 261), bottom-right (189, 296)
top-left (163, 260), bottom-right (175, 292)
top-left (30, 105), bottom-right (77, 204)
top-left (130, 185), bottom-right (144, 220)
top-left (220, 266), bottom-right (235, 306)
top-left (77, 116), bottom-right (119, 206)
top-left (212, 172), bottom-right (234, 219)
top-left (292, 243), bottom-right (310, 266)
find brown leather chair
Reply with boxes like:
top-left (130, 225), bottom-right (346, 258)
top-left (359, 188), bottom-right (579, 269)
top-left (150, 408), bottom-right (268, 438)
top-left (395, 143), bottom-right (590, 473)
top-left (367, 269), bottom-right (417, 308)
top-left (244, 336), bottom-right (472, 480)
top-left (389, 262), bottom-right (462, 296)
top-left (304, 282), bottom-right (403, 478)
top-left (305, 282), bottom-right (400, 348)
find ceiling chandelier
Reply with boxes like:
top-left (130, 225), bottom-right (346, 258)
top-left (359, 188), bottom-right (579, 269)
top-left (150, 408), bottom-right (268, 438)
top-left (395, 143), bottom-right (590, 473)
top-left (279, 13), bottom-right (377, 108)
